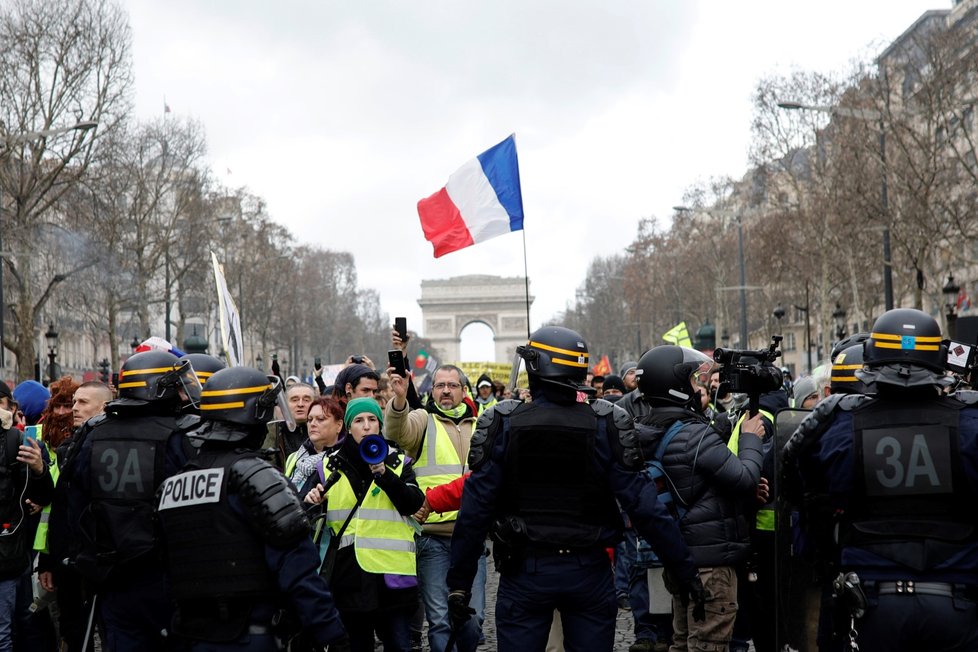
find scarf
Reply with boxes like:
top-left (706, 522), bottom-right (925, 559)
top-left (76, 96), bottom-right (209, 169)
top-left (427, 401), bottom-right (470, 423)
top-left (290, 444), bottom-right (326, 489)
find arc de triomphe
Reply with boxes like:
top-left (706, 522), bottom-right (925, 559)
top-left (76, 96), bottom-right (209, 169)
top-left (418, 275), bottom-right (533, 363)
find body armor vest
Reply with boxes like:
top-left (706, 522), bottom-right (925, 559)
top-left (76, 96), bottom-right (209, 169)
top-left (848, 397), bottom-right (976, 571)
top-left (500, 401), bottom-right (621, 548)
top-left (158, 450), bottom-right (276, 601)
top-left (86, 414), bottom-right (175, 571)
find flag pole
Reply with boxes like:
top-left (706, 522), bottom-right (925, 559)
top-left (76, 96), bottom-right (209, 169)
top-left (521, 229), bottom-right (531, 338)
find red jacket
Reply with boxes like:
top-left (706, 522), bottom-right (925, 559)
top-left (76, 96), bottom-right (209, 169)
top-left (426, 472), bottom-right (469, 514)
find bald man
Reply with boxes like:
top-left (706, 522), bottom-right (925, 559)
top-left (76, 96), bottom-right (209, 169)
top-left (72, 381), bottom-right (113, 427)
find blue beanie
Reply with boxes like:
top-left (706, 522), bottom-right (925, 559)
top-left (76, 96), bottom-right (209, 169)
top-left (14, 380), bottom-right (51, 425)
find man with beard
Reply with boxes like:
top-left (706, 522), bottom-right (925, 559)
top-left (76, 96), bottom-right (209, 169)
top-left (386, 364), bottom-right (485, 652)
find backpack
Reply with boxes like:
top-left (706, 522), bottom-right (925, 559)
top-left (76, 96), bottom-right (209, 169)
top-left (635, 420), bottom-right (687, 569)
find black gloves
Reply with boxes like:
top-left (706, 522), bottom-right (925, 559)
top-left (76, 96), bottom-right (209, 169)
top-left (679, 574), bottom-right (707, 622)
top-left (447, 589), bottom-right (475, 631)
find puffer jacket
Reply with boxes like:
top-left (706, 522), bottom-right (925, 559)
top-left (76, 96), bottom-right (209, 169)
top-left (637, 407), bottom-right (763, 567)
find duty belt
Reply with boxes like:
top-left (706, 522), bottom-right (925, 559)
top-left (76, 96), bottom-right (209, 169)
top-left (525, 545), bottom-right (605, 557)
top-left (876, 580), bottom-right (964, 598)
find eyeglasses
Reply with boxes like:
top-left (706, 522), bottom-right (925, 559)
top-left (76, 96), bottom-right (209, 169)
top-left (433, 382), bottom-right (462, 391)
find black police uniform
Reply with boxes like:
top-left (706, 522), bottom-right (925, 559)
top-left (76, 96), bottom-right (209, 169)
top-left (784, 310), bottom-right (978, 651)
top-left (156, 430), bottom-right (346, 650)
top-left (64, 399), bottom-right (196, 651)
top-left (447, 393), bottom-right (698, 652)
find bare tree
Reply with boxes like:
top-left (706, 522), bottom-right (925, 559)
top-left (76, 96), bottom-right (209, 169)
top-left (0, 0), bottom-right (132, 380)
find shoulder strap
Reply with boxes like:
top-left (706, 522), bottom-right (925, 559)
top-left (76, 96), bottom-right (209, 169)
top-left (333, 489), bottom-right (367, 542)
top-left (654, 420), bottom-right (686, 461)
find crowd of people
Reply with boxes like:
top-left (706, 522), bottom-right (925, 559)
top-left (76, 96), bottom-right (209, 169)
top-left (0, 307), bottom-right (976, 652)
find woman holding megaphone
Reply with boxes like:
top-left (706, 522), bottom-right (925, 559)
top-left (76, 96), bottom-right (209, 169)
top-left (304, 397), bottom-right (424, 652)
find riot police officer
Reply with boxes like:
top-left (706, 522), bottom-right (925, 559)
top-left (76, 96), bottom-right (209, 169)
top-left (447, 326), bottom-right (702, 652)
top-left (62, 349), bottom-right (201, 651)
top-left (155, 366), bottom-right (347, 650)
top-left (180, 352), bottom-right (227, 386)
top-left (784, 308), bottom-right (978, 651)
top-left (829, 333), bottom-right (873, 396)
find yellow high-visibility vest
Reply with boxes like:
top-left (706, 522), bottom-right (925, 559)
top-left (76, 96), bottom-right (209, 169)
top-left (413, 414), bottom-right (467, 524)
top-left (729, 409), bottom-right (775, 532)
top-left (324, 455), bottom-right (417, 576)
top-left (33, 437), bottom-right (58, 554)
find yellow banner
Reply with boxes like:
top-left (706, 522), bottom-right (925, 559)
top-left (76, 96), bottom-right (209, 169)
top-left (662, 321), bottom-right (693, 348)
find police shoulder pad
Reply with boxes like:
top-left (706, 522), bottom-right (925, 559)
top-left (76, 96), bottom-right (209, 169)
top-left (475, 399), bottom-right (520, 429)
top-left (174, 413), bottom-right (201, 432)
top-left (590, 398), bottom-right (614, 417)
top-left (230, 455), bottom-right (309, 546)
top-left (837, 393), bottom-right (872, 412)
top-left (85, 413), bottom-right (108, 429)
top-left (611, 403), bottom-right (635, 432)
top-left (494, 398), bottom-right (521, 415)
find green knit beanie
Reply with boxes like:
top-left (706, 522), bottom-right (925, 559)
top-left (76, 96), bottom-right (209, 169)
top-left (344, 397), bottom-right (384, 429)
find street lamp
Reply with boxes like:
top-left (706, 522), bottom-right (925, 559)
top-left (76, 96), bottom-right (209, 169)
top-left (45, 323), bottom-right (59, 383)
top-left (0, 119), bottom-right (99, 371)
top-left (721, 328), bottom-right (731, 348)
top-left (130, 335), bottom-right (140, 352)
top-left (674, 205), bottom-right (759, 347)
top-left (832, 303), bottom-right (848, 342)
top-left (793, 281), bottom-right (814, 374)
top-left (772, 304), bottom-right (785, 332)
top-left (777, 100), bottom-right (893, 311)
top-left (256, 353), bottom-right (264, 371)
top-left (943, 274), bottom-right (961, 340)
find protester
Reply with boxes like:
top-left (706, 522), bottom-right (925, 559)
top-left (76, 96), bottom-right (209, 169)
top-left (285, 396), bottom-right (344, 498)
top-left (385, 362), bottom-right (484, 652)
top-left (305, 397), bottom-right (423, 652)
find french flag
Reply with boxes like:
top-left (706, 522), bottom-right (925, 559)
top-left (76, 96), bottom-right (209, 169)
top-left (417, 134), bottom-right (524, 258)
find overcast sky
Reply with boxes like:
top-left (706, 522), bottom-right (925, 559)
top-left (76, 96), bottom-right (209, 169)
top-left (124, 0), bottom-right (940, 354)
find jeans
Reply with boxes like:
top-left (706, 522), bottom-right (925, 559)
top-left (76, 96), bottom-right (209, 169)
top-left (0, 577), bottom-right (17, 652)
top-left (615, 539), bottom-right (632, 599)
top-left (0, 569), bottom-right (33, 652)
top-left (623, 529), bottom-right (669, 643)
top-left (417, 534), bottom-right (486, 652)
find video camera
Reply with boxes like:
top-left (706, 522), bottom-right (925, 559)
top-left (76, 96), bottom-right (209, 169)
top-left (714, 335), bottom-right (784, 417)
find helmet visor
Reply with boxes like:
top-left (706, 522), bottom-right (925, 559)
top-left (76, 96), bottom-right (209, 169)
top-left (172, 359), bottom-right (203, 408)
top-left (690, 360), bottom-right (718, 391)
top-left (509, 349), bottom-right (526, 393)
top-left (264, 375), bottom-right (296, 432)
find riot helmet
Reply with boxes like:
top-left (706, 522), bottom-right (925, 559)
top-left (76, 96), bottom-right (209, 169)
top-left (856, 308), bottom-right (949, 388)
top-left (830, 332), bottom-right (870, 362)
top-left (118, 350), bottom-right (202, 408)
top-left (198, 366), bottom-right (284, 436)
top-left (516, 326), bottom-right (591, 393)
top-left (831, 340), bottom-right (874, 395)
top-left (180, 353), bottom-right (226, 384)
top-left (635, 345), bottom-right (715, 411)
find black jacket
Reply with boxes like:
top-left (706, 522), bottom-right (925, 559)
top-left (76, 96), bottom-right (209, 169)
top-left (638, 407), bottom-right (763, 567)
top-left (0, 428), bottom-right (54, 580)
